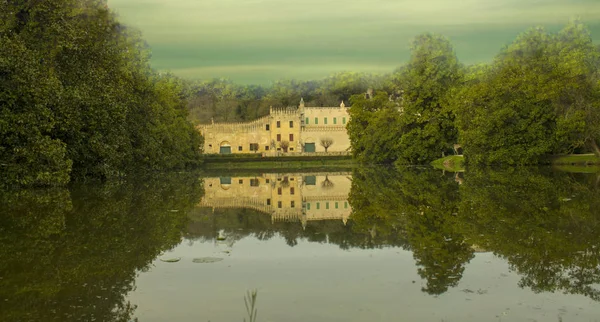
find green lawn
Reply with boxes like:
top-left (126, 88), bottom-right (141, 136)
top-left (430, 155), bottom-right (465, 172)
top-left (550, 154), bottom-right (600, 165)
top-left (201, 159), bottom-right (356, 174)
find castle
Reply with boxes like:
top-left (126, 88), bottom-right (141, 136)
top-left (197, 99), bottom-right (351, 155)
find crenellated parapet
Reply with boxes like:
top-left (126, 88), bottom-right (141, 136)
top-left (269, 106), bottom-right (301, 116)
top-left (197, 115), bottom-right (271, 134)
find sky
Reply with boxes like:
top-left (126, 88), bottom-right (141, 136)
top-left (109, 0), bottom-right (600, 84)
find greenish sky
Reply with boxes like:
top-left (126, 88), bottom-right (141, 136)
top-left (109, 0), bottom-right (600, 84)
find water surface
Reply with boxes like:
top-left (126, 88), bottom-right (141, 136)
top-left (2, 168), bottom-right (600, 321)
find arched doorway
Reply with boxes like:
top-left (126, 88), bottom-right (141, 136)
top-left (219, 141), bottom-right (232, 154)
top-left (303, 137), bottom-right (316, 153)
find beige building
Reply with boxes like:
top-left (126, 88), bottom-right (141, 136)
top-left (199, 172), bottom-right (352, 227)
top-left (197, 99), bottom-right (351, 155)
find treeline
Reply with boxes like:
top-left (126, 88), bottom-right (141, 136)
top-left (347, 21), bottom-right (600, 166)
top-left (0, 1), bottom-right (203, 187)
top-left (184, 72), bottom-right (390, 124)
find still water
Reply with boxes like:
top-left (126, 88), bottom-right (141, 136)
top-left (1, 167), bottom-right (600, 321)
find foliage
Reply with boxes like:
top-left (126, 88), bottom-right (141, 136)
top-left (453, 21), bottom-right (600, 165)
top-left (185, 72), bottom-right (389, 125)
top-left (347, 92), bottom-right (402, 164)
top-left (393, 33), bottom-right (464, 165)
top-left (0, 1), bottom-right (203, 187)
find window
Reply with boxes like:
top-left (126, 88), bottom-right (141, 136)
top-left (290, 148), bottom-right (294, 151)
top-left (291, 201), bottom-right (295, 208)
top-left (277, 134), bottom-right (281, 141)
top-left (238, 179), bottom-right (243, 184)
top-left (316, 202), bottom-right (320, 209)
top-left (333, 118), bottom-right (337, 124)
top-left (220, 177), bottom-right (231, 184)
top-left (289, 134), bottom-right (294, 141)
top-left (289, 121), bottom-right (294, 128)
top-left (290, 187), bottom-right (295, 195)
top-left (344, 201), bottom-right (348, 208)
top-left (278, 201), bottom-right (282, 208)
top-left (326, 202), bottom-right (329, 209)
top-left (342, 117), bottom-right (346, 124)
top-left (278, 187), bottom-right (282, 195)
top-left (250, 178), bottom-right (259, 186)
top-left (265, 146), bottom-right (270, 150)
top-left (277, 121), bottom-right (280, 128)
top-left (249, 143), bottom-right (258, 151)
top-left (315, 117), bottom-right (318, 124)
top-left (324, 117), bottom-right (328, 125)
top-left (266, 179), bottom-right (270, 183)
top-left (306, 117), bottom-right (309, 124)
top-left (267, 198), bottom-right (271, 206)
top-left (335, 202), bottom-right (339, 209)
top-left (238, 146), bottom-right (243, 151)
top-left (266, 124), bottom-right (270, 131)
top-left (307, 203), bottom-right (311, 210)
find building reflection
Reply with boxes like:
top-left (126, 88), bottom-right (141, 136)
top-left (199, 172), bottom-right (352, 228)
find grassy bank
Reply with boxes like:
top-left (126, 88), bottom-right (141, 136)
top-left (202, 154), bottom-right (351, 163)
top-left (430, 155), bottom-right (465, 172)
top-left (550, 154), bottom-right (600, 165)
top-left (430, 154), bottom-right (600, 173)
top-left (550, 154), bottom-right (600, 173)
top-left (201, 158), bottom-right (356, 175)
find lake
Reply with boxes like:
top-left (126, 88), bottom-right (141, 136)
top-left (1, 167), bottom-right (600, 321)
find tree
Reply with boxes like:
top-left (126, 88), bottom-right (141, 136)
top-left (393, 33), bottom-right (464, 164)
top-left (0, 0), bottom-right (203, 186)
top-left (279, 140), bottom-right (290, 152)
top-left (347, 92), bottom-right (401, 163)
top-left (454, 22), bottom-right (600, 165)
top-left (320, 137), bottom-right (334, 152)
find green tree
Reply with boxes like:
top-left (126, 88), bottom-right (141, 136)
top-left (454, 22), bottom-right (600, 165)
top-left (0, 1), bottom-right (203, 186)
top-left (347, 92), bottom-right (402, 164)
top-left (393, 33), bottom-right (464, 164)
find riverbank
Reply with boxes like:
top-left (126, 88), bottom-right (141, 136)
top-left (201, 154), bottom-right (356, 174)
top-left (430, 154), bottom-right (600, 172)
top-left (550, 154), bottom-right (600, 173)
top-left (430, 155), bottom-right (465, 172)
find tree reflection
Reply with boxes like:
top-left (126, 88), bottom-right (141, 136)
top-left (349, 166), bottom-right (474, 294)
top-left (0, 173), bottom-right (203, 321)
top-left (458, 168), bottom-right (600, 301)
top-left (348, 166), bottom-right (600, 299)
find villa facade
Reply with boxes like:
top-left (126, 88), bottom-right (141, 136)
top-left (197, 99), bottom-right (351, 155)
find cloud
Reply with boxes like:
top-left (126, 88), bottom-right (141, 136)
top-left (109, 0), bottom-right (600, 82)
top-left (163, 62), bottom-right (396, 84)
